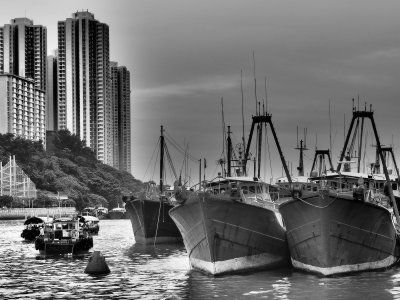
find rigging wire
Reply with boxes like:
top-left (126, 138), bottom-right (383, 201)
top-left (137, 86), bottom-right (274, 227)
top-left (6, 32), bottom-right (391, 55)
top-left (142, 137), bottom-right (161, 182)
top-left (164, 133), bottom-right (198, 162)
top-left (266, 124), bottom-right (274, 183)
top-left (263, 123), bottom-right (267, 182)
top-left (151, 145), bottom-right (160, 183)
top-left (164, 143), bottom-right (178, 181)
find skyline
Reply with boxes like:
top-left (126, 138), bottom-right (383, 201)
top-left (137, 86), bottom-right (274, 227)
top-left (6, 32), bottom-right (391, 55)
top-left (1, 1), bottom-right (400, 184)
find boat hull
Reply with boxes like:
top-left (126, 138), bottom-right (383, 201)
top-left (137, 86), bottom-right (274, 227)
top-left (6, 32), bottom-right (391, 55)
top-left (35, 237), bottom-right (93, 255)
top-left (279, 190), bottom-right (399, 276)
top-left (21, 228), bottom-right (40, 241)
top-left (125, 198), bottom-right (181, 244)
top-left (169, 193), bottom-right (289, 275)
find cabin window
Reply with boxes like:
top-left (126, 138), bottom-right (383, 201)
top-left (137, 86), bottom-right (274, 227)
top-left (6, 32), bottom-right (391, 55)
top-left (392, 183), bottom-right (397, 191)
top-left (241, 186), bottom-right (249, 194)
top-left (249, 186), bottom-right (256, 194)
top-left (313, 187), bottom-right (317, 192)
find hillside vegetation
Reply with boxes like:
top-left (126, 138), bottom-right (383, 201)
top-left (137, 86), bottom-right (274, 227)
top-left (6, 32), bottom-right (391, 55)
top-left (0, 131), bottom-right (143, 210)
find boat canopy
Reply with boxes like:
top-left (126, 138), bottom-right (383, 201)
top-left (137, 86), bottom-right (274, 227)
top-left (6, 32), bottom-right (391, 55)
top-left (111, 207), bottom-right (125, 212)
top-left (79, 215), bottom-right (100, 223)
top-left (54, 217), bottom-right (77, 223)
top-left (207, 176), bottom-right (268, 185)
top-left (24, 216), bottom-right (53, 225)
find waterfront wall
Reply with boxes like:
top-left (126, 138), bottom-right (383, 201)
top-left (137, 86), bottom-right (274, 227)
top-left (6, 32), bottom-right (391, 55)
top-left (0, 207), bottom-right (76, 220)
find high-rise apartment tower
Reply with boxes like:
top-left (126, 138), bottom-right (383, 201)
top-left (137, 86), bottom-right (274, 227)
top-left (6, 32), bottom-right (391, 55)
top-left (0, 18), bottom-right (47, 91)
top-left (110, 62), bottom-right (131, 173)
top-left (57, 11), bottom-right (112, 164)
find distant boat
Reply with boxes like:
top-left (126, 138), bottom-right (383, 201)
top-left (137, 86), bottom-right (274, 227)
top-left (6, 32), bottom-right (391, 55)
top-left (35, 216), bottom-right (93, 255)
top-left (21, 216), bottom-right (53, 241)
top-left (108, 204), bottom-right (127, 219)
top-left (279, 106), bottom-right (400, 276)
top-left (169, 113), bottom-right (292, 275)
top-left (124, 126), bottom-right (181, 244)
top-left (81, 206), bottom-right (108, 219)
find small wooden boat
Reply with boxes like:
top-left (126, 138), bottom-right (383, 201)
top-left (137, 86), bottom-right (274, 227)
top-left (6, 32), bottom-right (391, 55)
top-left (21, 216), bottom-right (53, 241)
top-left (35, 216), bottom-right (93, 255)
top-left (79, 215), bottom-right (100, 234)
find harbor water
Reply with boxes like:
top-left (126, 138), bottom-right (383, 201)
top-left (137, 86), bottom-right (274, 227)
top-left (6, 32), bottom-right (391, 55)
top-left (1, 219), bottom-right (400, 299)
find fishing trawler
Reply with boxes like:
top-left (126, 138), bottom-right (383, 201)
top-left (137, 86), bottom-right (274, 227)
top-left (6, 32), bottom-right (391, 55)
top-left (169, 113), bottom-right (292, 275)
top-left (124, 126), bottom-right (181, 244)
top-left (279, 104), bottom-right (400, 276)
top-left (35, 216), bottom-right (93, 255)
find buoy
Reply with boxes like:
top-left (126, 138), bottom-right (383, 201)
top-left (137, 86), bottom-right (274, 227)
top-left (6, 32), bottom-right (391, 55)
top-left (84, 251), bottom-right (110, 275)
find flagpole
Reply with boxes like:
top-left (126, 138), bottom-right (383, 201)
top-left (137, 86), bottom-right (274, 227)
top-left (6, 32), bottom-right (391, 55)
top-left (203, 158), bottom-right (207, 185)
top-left (199, 159), bottom-right (202, 191)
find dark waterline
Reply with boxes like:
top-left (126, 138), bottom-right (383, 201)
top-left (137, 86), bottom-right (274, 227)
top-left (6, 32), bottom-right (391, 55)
top-left (1, 219), bottom-right (400, 299)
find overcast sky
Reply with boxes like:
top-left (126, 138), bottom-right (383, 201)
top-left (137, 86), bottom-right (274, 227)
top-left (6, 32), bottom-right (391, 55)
top-left (2, 1), bottom-right (400, 184)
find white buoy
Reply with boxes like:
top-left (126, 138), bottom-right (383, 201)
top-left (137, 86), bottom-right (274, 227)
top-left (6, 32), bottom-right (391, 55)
top-left (85, 251), bottom-right (110, 275)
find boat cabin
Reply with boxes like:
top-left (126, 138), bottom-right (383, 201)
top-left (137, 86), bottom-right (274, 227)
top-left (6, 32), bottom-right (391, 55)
top-left (204, 176), bottom-right (277, 208)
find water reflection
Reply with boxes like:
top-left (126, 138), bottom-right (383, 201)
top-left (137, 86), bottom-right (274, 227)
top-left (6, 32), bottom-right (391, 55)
top-left (1, 219), bottom-right (400, 299)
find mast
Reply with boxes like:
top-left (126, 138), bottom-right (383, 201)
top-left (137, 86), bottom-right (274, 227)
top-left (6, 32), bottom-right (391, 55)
top-left (243, 113), bottom-right (292, 184)
top-left (310, 150), bottom-right (334, 174)
top-left (160, 125), bottom-right (164, 194)
top-left (241, 69), bottom-right (246, 153)
top-left (337, 105), bottom-right (400, 224)
top-left (227, 126), bottom-right (232, 177)
top-left (257, 123), bottom-right (262, 178)
top-left (381, 147), bottom-right (400, 180)
top-left (295, 127), bottom-right (308, 177)
top-left (198, 159), bottom-right (202, 191)
top-left (357, 114), bottom-right (365, 173)
top-left (296, 140), bottom-right (306, 176)
top-left (369, 112), bottom-right (400, 224)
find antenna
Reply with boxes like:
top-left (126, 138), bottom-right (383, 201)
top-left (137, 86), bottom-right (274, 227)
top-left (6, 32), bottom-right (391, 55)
top-left (221, 98), bottom-right (226, 163)
top-left (253, 51), bottom-right (257, 114)
top-left (343, 113), bottom-right (346, 145)
top-left (264, 76), bottom-right (268, 113)
top-left (241, 69), bottom-right (246, 153)
top-left (315, 133), bottom-right (318, 150)
top-left (304, 128), bottom-right (307, 148)
top-left (329, 99), bottom-right (332, 153)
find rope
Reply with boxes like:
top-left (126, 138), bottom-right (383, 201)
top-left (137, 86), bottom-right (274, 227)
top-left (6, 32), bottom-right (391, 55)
top-left (153, 199), bottom-right (163, 247)
top-left (293, 194), bottom-right (337, 209)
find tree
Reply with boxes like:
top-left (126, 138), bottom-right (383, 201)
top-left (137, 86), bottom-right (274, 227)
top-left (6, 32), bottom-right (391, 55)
top-left (0, 195), bottom-right (13, 208)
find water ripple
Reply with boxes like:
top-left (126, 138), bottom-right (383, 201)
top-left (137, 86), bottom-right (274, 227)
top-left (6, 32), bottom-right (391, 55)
top-left (1, 219), bottom-right (400, 299)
